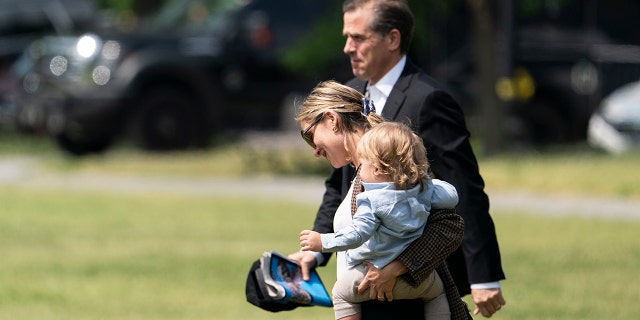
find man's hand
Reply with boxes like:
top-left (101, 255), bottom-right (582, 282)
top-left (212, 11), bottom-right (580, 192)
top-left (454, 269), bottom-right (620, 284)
top-left (287, 250), bottom-right (318, 281)
top-left (299, 230), bottom-right (322, 252)
top-left (471, 288), bottom-right (506, 318)
top-left (357, 260), bottom-right (406, 301)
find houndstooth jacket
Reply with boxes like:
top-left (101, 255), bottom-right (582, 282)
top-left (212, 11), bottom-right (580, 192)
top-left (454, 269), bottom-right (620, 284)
top-left (398, 207), bottom-right (470, 319)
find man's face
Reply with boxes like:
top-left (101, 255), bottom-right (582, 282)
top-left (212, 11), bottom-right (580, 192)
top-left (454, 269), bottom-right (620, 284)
top-left (342, 5), bottom-right (391, 83)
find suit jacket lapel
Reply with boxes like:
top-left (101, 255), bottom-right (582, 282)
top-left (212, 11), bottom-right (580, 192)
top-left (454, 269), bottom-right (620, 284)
top-left (381, 60), bottom-right (416, 120)
top-left (347, 59), bottom-right (418, 120)
top-left (350, 78), bottom-right (367, 95)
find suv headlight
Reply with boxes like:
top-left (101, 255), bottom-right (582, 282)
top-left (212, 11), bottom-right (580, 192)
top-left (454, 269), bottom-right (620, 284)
top-left (76, 34), bottom-right (100, 58)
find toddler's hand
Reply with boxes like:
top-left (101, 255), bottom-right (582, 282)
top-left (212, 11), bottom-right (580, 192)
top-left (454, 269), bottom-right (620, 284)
top-left (299, 230), bottom-right (322, 252)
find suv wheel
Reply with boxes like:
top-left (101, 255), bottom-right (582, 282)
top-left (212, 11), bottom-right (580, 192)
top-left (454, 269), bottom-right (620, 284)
top-left (55, 133), bottom-right (112, 156)
top-left (131, 87), bottom-right (208, 150)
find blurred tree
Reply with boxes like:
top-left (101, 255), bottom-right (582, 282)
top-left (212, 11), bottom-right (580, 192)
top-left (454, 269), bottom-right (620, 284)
top-left (467, 0), bottom-right (504, 156)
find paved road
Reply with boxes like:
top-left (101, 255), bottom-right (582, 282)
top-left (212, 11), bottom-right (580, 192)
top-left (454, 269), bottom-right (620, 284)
top-left (1, 157), bottom-right (638, 221)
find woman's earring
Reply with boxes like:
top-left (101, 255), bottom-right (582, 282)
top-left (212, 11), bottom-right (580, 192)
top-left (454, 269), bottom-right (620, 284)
top-left (332, 126), bottom-right (338, 132)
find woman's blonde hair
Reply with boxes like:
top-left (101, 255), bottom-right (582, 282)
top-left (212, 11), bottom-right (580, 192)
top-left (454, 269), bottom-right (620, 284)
top-left (295, 80), bottom-right (384, 157)
top-left (357, 122), bottom-right (430, 190)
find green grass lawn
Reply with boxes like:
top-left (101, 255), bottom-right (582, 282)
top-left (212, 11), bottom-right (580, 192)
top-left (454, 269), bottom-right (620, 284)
top-left (1, 132), bottom-right (640, 319)
top-left (1, 186), bottom-right (639, 319)
top-left (0, 188), bottom-right (336, 320)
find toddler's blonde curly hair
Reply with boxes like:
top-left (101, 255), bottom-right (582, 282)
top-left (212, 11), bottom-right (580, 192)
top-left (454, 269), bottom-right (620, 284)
top-left (357, 122), bottom-right (430, 190)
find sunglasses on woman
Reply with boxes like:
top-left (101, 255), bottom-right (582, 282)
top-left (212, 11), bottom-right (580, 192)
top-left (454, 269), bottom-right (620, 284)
top-left (300, 114), bottom-right (324, 148)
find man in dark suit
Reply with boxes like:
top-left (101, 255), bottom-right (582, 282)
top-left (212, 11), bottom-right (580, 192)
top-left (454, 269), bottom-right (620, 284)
top-left (308, 0), bottom-right (506, 318)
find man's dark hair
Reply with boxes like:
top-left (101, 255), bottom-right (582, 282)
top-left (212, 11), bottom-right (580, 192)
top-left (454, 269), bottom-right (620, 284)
top-left (343, 0), bottom-right (415, 54)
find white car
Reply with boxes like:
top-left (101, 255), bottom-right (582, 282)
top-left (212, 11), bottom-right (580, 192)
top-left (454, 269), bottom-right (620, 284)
top-left (588, 80), bottom-right (640, 154)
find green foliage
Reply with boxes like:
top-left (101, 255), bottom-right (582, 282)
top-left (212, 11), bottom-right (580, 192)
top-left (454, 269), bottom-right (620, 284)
top-left (279, 1), bottom-right (345, 76)
top-left (97, 0), bottom-right (138, 12)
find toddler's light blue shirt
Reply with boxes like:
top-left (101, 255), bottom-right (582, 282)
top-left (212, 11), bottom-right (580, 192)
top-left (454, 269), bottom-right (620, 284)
top-left (320, 178), bottom-right (458, 269)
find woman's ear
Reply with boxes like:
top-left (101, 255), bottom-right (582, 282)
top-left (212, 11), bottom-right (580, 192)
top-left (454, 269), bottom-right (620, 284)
top-left (325, 110), bottom-right (338, 127)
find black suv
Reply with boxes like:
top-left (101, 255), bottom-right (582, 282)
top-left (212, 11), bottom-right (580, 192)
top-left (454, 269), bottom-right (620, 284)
top-left (12, 0), bottom-right (346, 154)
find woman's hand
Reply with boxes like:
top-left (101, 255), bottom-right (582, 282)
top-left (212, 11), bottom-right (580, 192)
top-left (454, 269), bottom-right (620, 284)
top-left (288, 250), bottom-right (318, 281)
top-left (357, 260), bottom-right (407, 301)
top-left (299, 230), bottom-right (322, 252)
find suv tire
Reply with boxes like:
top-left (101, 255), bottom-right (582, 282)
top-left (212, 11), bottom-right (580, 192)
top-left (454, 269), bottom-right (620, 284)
top-left (130, 86), bottom-right (209, 151)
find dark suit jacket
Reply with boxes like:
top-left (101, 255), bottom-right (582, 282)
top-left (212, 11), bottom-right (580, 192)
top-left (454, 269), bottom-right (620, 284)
top-left (312, 59), bottom-right (505, 319)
